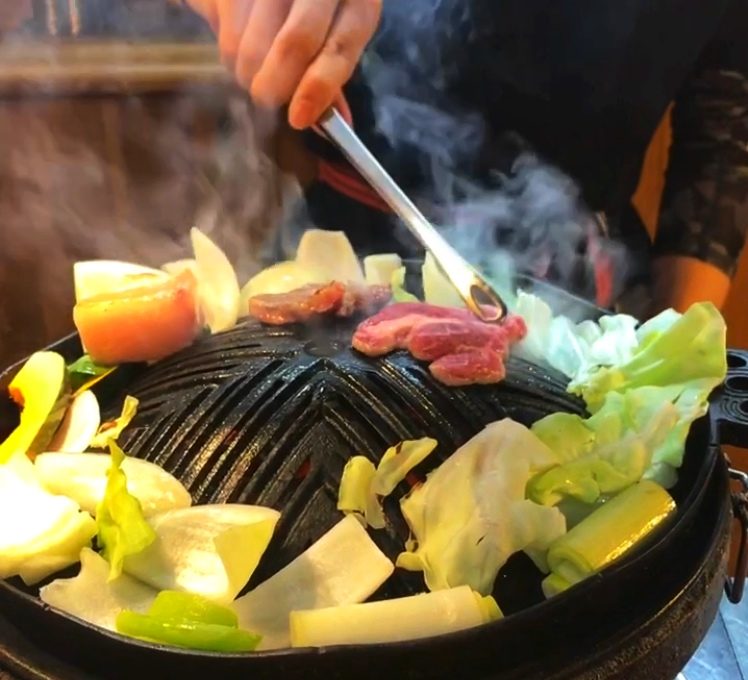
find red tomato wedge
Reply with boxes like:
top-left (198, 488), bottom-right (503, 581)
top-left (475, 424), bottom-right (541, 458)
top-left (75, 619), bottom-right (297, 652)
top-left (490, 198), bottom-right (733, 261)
top-left (73, 271), bottom-right (201, 365)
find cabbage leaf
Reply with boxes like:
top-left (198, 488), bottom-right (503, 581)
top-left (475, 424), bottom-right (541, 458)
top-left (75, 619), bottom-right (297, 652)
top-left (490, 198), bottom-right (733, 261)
top-left (96, 442), bottom-right (156, 580)
top-left (571, 302), bottom-right (726, 411)
top-left (396, 420), bottom-right (565, 595)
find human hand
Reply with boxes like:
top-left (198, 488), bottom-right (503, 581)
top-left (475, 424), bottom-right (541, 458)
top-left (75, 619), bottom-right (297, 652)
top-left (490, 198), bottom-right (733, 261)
top-left (186, 0), bottom-right (381, 129)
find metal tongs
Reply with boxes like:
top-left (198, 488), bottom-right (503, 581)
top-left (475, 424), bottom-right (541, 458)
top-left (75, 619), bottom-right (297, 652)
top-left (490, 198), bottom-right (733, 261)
top-left (318, 108), bottom-right (509, 323)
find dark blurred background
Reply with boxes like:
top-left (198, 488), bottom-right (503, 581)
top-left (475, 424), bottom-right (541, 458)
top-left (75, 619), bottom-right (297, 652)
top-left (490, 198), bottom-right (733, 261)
top-left (0, 0), bottom-right (746, 372)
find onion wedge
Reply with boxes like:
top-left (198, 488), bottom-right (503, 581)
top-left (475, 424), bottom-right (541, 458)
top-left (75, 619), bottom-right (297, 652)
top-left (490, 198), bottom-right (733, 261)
top-left (40, 548), bottom-right (157, 632)
top-left (34, 452), bottom-right (191, 517)
top-left (123, 505), bottom-right (280, 605)
top-left (190, 228), bottom-right (241, 334)
top-left (47, 390), bottom-right (101, 454)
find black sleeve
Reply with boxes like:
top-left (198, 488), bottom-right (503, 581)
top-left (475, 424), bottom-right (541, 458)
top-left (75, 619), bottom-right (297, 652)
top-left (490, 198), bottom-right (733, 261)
top-left (654, 0), bottom-right (748, 276)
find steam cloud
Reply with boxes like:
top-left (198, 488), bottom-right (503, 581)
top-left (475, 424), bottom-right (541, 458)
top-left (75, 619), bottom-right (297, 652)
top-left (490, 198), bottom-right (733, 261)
top-left (358, 0), bottom-right (631, 308)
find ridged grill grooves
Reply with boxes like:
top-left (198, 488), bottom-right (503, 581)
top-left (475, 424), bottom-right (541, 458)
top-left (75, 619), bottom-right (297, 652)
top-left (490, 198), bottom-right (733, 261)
top-left (104, 317), bottom-right (587, 599)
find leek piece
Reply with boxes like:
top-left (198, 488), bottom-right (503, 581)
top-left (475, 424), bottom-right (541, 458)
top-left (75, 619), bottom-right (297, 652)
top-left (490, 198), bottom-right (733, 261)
top-left (541, 572), bottom-right (571, 599)
top-left (116, 611), bottom-right (261, 653)
top-left (372, 438), bottom-right (437, 497)
top-left (232, 515), bottom-right (394, 650)
top-left (290, 585), bottom-right (500, 648)
top-left (542, 480), bottom-right (675, 598)
top-left (96, 442), bottom-right (156, 580)
top-left (35, 451), bottom-right (191, 517)
top-left (40, 548), bottom-right (156, 632)
top-left (337, 456), bottom-right (383, 529)
top-left (474, 592), bottom-right (503, 623)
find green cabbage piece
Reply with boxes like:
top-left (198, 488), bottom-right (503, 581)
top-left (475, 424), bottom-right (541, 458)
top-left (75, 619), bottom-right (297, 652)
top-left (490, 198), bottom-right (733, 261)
top-left (570, 302), bottom-right (726, 411)
top-left (90, 396), bottom-right (139, 449)
top-left (513, 291), bottom-right (640, 384)
top-left (528, 389), bottom-right (680, 505)
top-left (96, 442), bottom-right (156, 580)
top-left (396, 420), bottom-right (565, 595)
top-left (372, 438), bottom-right (437, 496)
top-left (337, 456), bottom-right (384, 529)
top-left (337, 440), bottom-right (437, 530)
top-left (527, 302), bottom-right (727, 506)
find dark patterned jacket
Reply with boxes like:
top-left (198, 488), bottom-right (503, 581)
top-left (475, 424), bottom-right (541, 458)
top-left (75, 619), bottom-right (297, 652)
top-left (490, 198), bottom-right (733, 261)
top-left (298, 0), bottom-right (748, 307)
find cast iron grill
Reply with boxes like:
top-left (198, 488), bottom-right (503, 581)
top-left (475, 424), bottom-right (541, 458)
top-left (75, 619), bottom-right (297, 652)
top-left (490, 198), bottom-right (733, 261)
top-left (0, 280), bottom-right (747, 680)
top-left (103, 317), bottom-right (587, 601)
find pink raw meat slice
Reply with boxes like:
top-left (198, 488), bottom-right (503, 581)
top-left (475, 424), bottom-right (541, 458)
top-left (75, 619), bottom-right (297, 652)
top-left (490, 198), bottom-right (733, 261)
top-left (352, 302), bottom-right (500, 355)
top-left (408, 320), bottom-right (508, 361)
top-left (352, 301), bottom-right (528, 386)
top-left (430, 347), bottom-right (507, 386)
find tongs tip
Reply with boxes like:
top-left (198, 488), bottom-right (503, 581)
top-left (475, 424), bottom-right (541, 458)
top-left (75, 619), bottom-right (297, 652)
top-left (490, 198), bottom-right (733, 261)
top-left (465, 279), bottom-right (509, 324)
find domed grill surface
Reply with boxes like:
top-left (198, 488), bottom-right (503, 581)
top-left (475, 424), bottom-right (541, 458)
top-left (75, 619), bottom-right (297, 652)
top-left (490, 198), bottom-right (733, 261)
top-left (107, 317), bottom-right (586, 599)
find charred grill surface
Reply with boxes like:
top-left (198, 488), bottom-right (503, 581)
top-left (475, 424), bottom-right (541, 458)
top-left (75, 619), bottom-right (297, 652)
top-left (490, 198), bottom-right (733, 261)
top-left (103, 317), bottom-right (585, 598)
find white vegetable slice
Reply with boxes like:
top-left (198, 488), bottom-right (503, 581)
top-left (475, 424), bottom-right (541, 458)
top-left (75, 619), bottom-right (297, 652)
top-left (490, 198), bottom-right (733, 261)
top-left (363, 254), bottom-right (402, 286)
top-left (239, 260), bottom-right (328, 305)
top-left (123, 504), bottom-right (279, 605)
top-left (0, 466), bottom-right (96, 585)
top-left (190, 227), bottom-right (242, 334)
top-left (232, 515), bottom-right (394, 650)
top-left (290, 585), bottom-right (500, 648)
top-left (47, 390), bottom-right (101, 454)
top-left (74, 261), bottom-right (168, 303)
top-left (422, 252), bottom-right (463, 307)
top-left (40, 548), bottom-right (157, 632)
top-left (294, 230), bottom-right (365, 283)
top-left (34, 452), bottom-right (192, 517)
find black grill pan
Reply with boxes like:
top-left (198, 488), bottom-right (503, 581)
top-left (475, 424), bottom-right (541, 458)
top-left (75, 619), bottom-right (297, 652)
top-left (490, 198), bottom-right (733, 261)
top-left (0, 275), bottom-right (746, 680)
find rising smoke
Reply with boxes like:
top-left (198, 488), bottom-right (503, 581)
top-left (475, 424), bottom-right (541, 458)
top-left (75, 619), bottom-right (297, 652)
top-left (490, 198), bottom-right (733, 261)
top-left (358, 0), bottom-right (630, 308)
